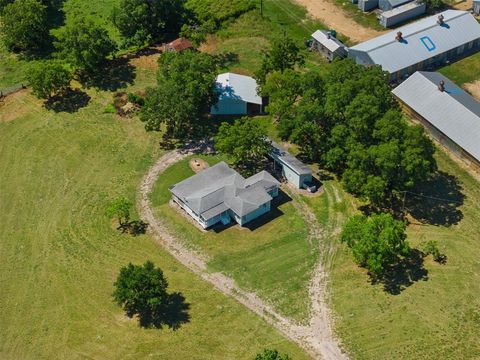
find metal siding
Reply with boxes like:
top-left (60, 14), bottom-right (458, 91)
top-left (350, 10), bottom-right (480, 74)
top-left (211, 99), bottom-right (247, 115)
top-left (380, 2), bottom-right (426, 28)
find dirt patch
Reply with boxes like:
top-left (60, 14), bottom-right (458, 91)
top-left (189, 158), bottom-right (210, 173)
top-left (452, 0), bottom-right (472, 10)
top-left (130, 53), bottom-right (161, 72)
top-left (199, 35), bottom-right (219, 54)
top-left (294, 0), bottom-right (384, 43)
top-left (463, 80), bottom-right (480, 101)
top-left (0, 89), bottom-right (36, 122)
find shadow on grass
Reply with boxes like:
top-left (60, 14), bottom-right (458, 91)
top-left (44, 88), bottom-right (91, 113)
top-left (117, 220), bottom-right (149, 236)
top-left (407, 171), bottom-right (465, 226)
top-left (135, 292), bottom-right (190, 330)
top-left (373, 249), bottom-right (429, 295)
top-left (79, 58), bottom-right (136, 91)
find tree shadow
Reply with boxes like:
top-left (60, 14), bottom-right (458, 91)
top-left (78, 58), bottom-right (136, 91)
top-left (407, 171), bottom-right (465, 226)
top-left (375, 249), bottom-right (429, 295)
top-left (137, 292), bottom-right (190, 330)
top-left (117, 220), bottom-right (149, 236)
top-left (214, 52), bottom-right (240, 69)
top-left (44, 88), bottom-right (91, 113)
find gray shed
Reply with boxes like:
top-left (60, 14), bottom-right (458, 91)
top-left (393, 71), bottom-right (480, 172)
top-left (348, 10), bottom-right (480, 82)
top-left (379, 2), bottom-right (426, 28)
top-left (311, 30), bottom-right (348, 61)
top-left (379, 0), bottom-right (412, 11)
top-left (358, 0), bottom-right (379, 11)
top-left (474, 0), bottom-right (480, 15)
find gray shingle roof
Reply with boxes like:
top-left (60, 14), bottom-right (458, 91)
top-left (392, 71), bottom-right (480, 162)
top-left (269, 140), bottom-right (312, 176)
top-left (349, 10), bottom-right (480, 74)
top-left (170, 162), bottom-right (280, 220)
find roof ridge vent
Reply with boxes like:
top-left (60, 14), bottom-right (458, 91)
top-left (438, 80), bottom-right (445, 92)
top-left (437, 14), bottom-right (445, 25)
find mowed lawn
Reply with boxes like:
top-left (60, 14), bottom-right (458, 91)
top-left (439, 51), bottom-right (480, 85)
top-left (0, 90), bottom-right (310, 359)
top-left (327, 149), bottom-right (480, 360)
top-left (150, 155), bottom-right (317, 323)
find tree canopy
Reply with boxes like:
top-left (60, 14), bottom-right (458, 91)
top-left (26, 61), bottom-right (72, 99)
top-left (340, 213), bottom-right (410, 279)
top-left (254, 349), bottom-right (292, 360)
top-left (106, 196), bottom-right (132, 226)
top-left (261, 59), bottom-right (436, 207)
top-left (1, 0), bottom-right (49, 53)
top-left (113, 0), bottom-right (186, 47)
top-left (54, 18), bottom-right (117, 72)
top-left (140, 50), bottom-right (218, 139)
top-left (113, 261), bottom-right (170, 327)
top-left (256, 35), bottom-right (305, 85)
top-left (215, 118), bottom-right (272, 175)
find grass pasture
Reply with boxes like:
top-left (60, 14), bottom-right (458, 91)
top-left (150, 155), bottom-right (318, 323)
top-left (327, 149), bottom-right (480, 360)
top-left (0, 77), bottom-right (310, 360)
top-left (439, 51), bottom-right (480, 85)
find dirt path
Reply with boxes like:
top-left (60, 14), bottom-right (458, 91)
top-left (294, 0), bottom-right (383, 43)
top-left (138, 146), bottom-right (348, 360)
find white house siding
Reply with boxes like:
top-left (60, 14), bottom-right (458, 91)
top-left (241, 202), bottom-right (271, 225)
top-left (172, 195), bottom-right (203, 225)
top-left (211, 99), bottom-right (247, 115)
top-left (268, 187), bottom-right (279, 198)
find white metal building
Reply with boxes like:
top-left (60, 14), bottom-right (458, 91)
top-left (349, 10), bottom-right (480, 81)
top-left (393, 71), bottom-right (480, 172)
top-left (211, 73), bottom-right (264, 116)
top-left (379, 2), bottom-right (426, 28)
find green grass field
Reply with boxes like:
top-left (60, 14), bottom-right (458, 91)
top-left (149, 154), bottom-right (318, 323)
top-left (0, 84), bottom-right (310, 359)
top-left (326, 149), bottom-right (480, 360)
top-left (439, 52), bottom-right (480, 85)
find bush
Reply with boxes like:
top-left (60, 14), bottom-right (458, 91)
top-left (27, 60), bottom-right (72, 99)
top-left (423, 240), bottom-right (446, 263)
top-left (103, 103), bottom-right (116, 114)
top-left (127, 92), bottom-right (144, 106)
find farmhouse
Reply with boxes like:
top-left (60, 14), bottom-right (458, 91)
top-left (170, 162), bottom-right (280, 229)
top-left (269, 141), bottom-right (313, 189)
top-left (393, 71), bottom-right (480, 172)
top-left (349, 10), bottom-right (480, 81)
top-left (311, 30), bottom-right (348, 61)
top-left (211, 73), bottom-right (265, 116)
top-left (165, 37), bottom-right (193, 52)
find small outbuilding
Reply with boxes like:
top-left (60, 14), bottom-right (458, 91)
top-left (165, 37), bottom-right (193, 53)
top-left (358, 0), bottom-right (379, 12)
top-left (269, 140), bottom-right (313, 189)
top-left (474, 0), bottom-right (480, 15)
top-left (311, 30), bottom-right (348, 62)
top-left (392, 71), bottom-right (480, 172)
top-left (379, 0), bottom-right (412, 11)
top-left (379, 2), bottom-right (426, 28)
top-left (211, 73), bottom-right (265, 116)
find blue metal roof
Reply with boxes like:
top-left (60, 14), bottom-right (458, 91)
top-left (349, 10), bottom-right (480, 74)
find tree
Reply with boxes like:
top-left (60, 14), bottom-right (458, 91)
top-left (421, 0), bottom-right (443, 10)
top-left (26, 61), bottom-right (72, 99)
top-left (215, 118), bottom-right (272, 174)
top-left (1, 0), bottom-right (48, 53)
top-left (112, 0), bottom-right (185, 47)
top-left (140, 50), bottom-right (218, 138)
top-left (106, 196), bottom-right (132, 227)
top-left (256, 35), bottom-right (305, 85)
top-left (254, 349), bottom-right (292, 360)
top-left (340, 213), bottom-right (410, 279)
top-left (54, 18), bottom-right (117, 71)
top-left (113, 261), bottom-right (170, 327)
